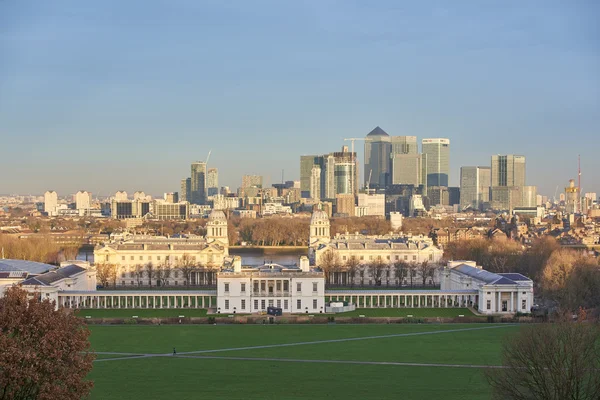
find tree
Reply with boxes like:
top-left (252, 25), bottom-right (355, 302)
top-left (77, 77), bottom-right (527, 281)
top-left (345, 256), bottom-right (360, 288)
top-left (0, 286), bottom-right (95, 399)
top-left (178, 254), bottom-right (196, 286)
top-left (145, 262), bottom-right (157, 286)
top-left (368, 256), bottom-right (386, 286)
top-left (156, 262), bottom-right (172, 287)
top-left (393, 260), bottom-right (408, 287)
top-left (133, 264), bottom-right (144, 286)
top-left (418, 261), bottom-right (435, 286)
top-left (319, 248), bottom-right (341, 285)
top-left (486, 321), bottom-right (600, 400)
top-left (95, 263), bottom-right (116, 288)
top-left (408, 262), bottom-right (418, 287)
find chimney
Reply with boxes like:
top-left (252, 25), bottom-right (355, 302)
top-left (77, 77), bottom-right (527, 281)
top-left (300, 256), bottom-right (310, 272)
top-left (233, 256), bottom-right (242, 273)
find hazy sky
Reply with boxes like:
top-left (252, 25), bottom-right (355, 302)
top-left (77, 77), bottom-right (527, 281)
top-left (1, 1), bottom-right (598, 197)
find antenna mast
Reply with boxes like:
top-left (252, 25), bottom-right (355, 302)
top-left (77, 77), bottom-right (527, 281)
top-left (578, 154), bottom-right (581, 213)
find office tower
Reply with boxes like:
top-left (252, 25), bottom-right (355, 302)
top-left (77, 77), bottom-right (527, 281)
top-left (357, 193), bottom-right (385, 216)
top-left (490, 155), bottom-right (526, 211)
top-left (133, 191), bottom-right (149, 201)
top-left (74, 191), bottom-right (92, 211)
top-left (44, 191), bottom-right (58, 216)
top-left (460, 166), bottom-right (491, 210)
top-left (422, 138), bottom-right (450, 188)
top-left (522, 186), bottom-right (537, 208)
top-left (207, 168), bottom-right (219, 197)
top-left (310, 166), bottom-right (321, 200)
top-left (390, 135), bottom-right (418, 156)
top-left (242, 175), bottom-right (263, 189)
top-left (153, 200), bottom-right (189, 220)
top-left (364, 126), bottom-right (391, 188)
top-left (391, 153), bottom-right (426, 186)
top-left (114, 191), bottom-right (128, 201)
top-left (565, 179), bottom-right (580, 214)
top-left (300, 147), bottom-right (358, 200)
top-left (191, 161), bottom-right (207, 205)
top-left (181, 178), bottom-right (191, 202)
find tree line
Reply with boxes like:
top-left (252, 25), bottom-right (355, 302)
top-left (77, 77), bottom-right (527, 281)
top-left (0, 235), bottom-right (79, 264)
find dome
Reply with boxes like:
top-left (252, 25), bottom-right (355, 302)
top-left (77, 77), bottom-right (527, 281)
top-left (310, 209), bottom-right (329, 224)
top-left (208, 209), bottom-right (227, 222)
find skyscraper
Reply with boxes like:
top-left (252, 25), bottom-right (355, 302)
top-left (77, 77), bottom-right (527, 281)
top-left (364, 126), bottom-right (391, 188)
top-left (44, 190), bottom-right (58, 216)
top-left (242, 175), bottom-right (263, 189)
top-left (391, 135), bottom-right (418, 156)
top-left (391, 153), bottom-right (426, 186)
top-left (490, 155), bottom-right (526, 211)
top-left (310, 165), bottom-right (321, 200)
top-left (180, 178), bottom-right (191, 203)
top-left (300, 147), bottom-right (358, 200)
top-left (422, 138), bottom-right (450, 188)
top-left (191, 162), bottom-right (207, 205)
top-left (207, 168), bottom-right (219, 197)
top-left (460, 166), bottom-right (491, 210)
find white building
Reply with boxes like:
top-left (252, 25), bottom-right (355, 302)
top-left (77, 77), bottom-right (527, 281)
top-left (357, 193), bottom-right (385, 217)
top-left (44, 190), bottom-right (58, 216)
top-left (74, 191), bottom-right (92, 215)
top-left (390, 212), bottom-right (403, 231)
top-left (262, 203), bottom-right (292, 216)
top-left (440, 261), bottom-right (534, 314)
top-left (114, 191), bottom-right (128, 201)
top-left (216, 256), bottom-right (325, 314)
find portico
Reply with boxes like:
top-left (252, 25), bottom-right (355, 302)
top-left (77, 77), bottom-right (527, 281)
top-left (57, 290), bottom-right (217, 309)
top-left (324, 290), bottom-right (478, 308)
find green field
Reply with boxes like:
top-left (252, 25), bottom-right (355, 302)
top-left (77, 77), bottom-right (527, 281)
top-left (76, 308), bottom-right (210, 318)
top-left (334, 307), bottom-right (478, 318)
top-left (89, 323), bottom-right (519, 399)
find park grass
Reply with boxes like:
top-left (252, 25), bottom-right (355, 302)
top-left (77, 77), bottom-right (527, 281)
top-left (88, 324), bottom-right (518, 400)
top-left (335, 307), bottom-right (478, 318)
top-left (75, 308), bottom-right (209, 318)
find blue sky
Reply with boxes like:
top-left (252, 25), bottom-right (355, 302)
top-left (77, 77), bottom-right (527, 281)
top-left (1, 1), bottom-right (598, 197)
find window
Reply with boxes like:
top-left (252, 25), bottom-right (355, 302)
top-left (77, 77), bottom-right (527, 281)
top-left (130, 256), bottom-right (134, 261)
top-left (297, 283), bottom-right (302, 292)
top-left (130, 281), bottom-right (134, 285)
top-left (313, 299), bottom-right (317, 309)
top-left (360, 256), bottom-right (364, 260)
top-left (139, 256), bottom-right (143, 261)
top-left (225, 300), bottom-right (229, 310)
top-left (157, 256), bottom-right (161, 261)
top-left (241, 283), bottom-right (246, 292)
top-left (522, 292), bottom-right (526, 295)
top-left (312, 282), bottom-right (318, 292)
top-left (386, 256), bottom-right (390, 260)
top-left (224, 283), bottom-right (229, 292)
top-left (254, 299), bottom-right (258, 310)
top-left (429, 253), bottom-right (433, 261)
top-left (241, 299), bottom-right (246, 310)
top-left (175, 281), bottom-right (178, 285)
top-left (268, 299), bottom-right (274, 307)
top-left (261, 300), bottom-right (266, 310)
top-left (261, 281), bottom-right (266, 291)
top-left (283, 281), bottom-right (289, 291)
top-left (412, 255), bottom-right (417, 261)
top-left (276, 281), bottom-right (281, 291)
top-left (404, 255), bottom-right (408, 261)
top-left (522, 300), bottom-right (526, 310)
top-left (284, 299), bottom-right (289, 310)
top-left (487, 292), bottom-right (491, 295)
top-left (395, 255), bottom-right (399, 260)
top-left (174, 271), bottom-right (179, 278)
top-left (342, 256), bottom-right (347, 261)
top-left (166, 256), bottom-right (170, 261)
top-left (369, 255), bottom-right (373, 260)
top-left (487, 300), bottom-right (491, 310)
top-left (277, 299), bottom-right (281, 308)
top-left (254, 282), bottom-right (259, 292)
top-left (121, 280), bottom-right (125, 285)
top-left (121, 256), bottom-right (125, 261)
top-left (148, 256), bottom-right (152, 261)
top-left (121, 272), bottom-right (125, 278)
top-left (296, 299), bottom-right (301, 310)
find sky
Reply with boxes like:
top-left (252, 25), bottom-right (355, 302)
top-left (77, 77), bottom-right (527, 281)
top-left (1, 0), bottom-right (598, 197)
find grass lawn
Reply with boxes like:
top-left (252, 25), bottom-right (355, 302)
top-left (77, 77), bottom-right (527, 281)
top-left (76, 308), bottom-right (209, 318)
top-left (88, 324), bottom-right (518, 399)
top-left (335, 307), bottom-right (478, 318)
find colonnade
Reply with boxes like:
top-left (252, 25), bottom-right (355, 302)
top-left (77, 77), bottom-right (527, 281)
top-left (324, 291), bottom-right (478, 308)
top-left (58, 291), bottom-right (217, 309)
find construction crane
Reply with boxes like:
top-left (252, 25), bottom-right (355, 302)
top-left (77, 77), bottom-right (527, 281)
top-left (205, 149), bottom-right (212, 165)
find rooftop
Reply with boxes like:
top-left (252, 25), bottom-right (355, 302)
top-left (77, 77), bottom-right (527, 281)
top-left (21, 264), bottom-right (87, 287)
top-left (0, 259), bottom-right (55, 275)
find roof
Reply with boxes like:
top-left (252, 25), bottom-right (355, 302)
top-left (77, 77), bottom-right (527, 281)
top-left (0, 259), bottom-right (55, 275)
top-left (21, 264), bottom-right (87, 287)
top-left (453, 264), bottom-right (532, 286)
top-left (0, 271), bottom-right (28, 279)
top-left (367, 126), bottom-right (389, 137)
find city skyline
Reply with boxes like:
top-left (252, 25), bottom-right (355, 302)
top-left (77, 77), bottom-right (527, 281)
top-left (1, 1), bottom-right (598, 196)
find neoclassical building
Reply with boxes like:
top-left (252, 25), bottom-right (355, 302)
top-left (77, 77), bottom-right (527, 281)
top-left (93, 210), bottom-right (229, 286)
top-left (440, 261), bottom-right (534, 314)
top-left (216, 256), bottom-right (325, 314)
top-left (308, 209), bottom-right (444, 285)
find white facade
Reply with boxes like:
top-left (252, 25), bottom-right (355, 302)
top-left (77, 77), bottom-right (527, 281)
top-left (262, 203), bottom-right (292, 216)
top-left (114, 191), bottom-right (128, 201)
top-left (74, 191), bottom-right (92, 215)
top-left (216, 257), bottom-right (326, 314)
top-left (440, 261), bottom-right (534, 315)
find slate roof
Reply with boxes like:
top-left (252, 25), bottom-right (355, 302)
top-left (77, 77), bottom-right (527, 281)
top-left (0, 259), bottom-right (55, 275)
top-left (367, 126), bottom-right (389, 137)
top-left (453, 264), bottom-right (532, 286)
top-left (0, 271), bottom-right (28, 279)
top-left (21, 265), bottom-right (86, 287)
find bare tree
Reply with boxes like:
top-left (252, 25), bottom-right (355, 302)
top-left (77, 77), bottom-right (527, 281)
top-left (156, 262), bottom-right (172, 287)
top-left (486, 321), bottom-right (600, 400)
top-left (408, 262), bottom-right (418, 287)
top-left (345, 256), bottom-right (360, 288)
top-left (95, 263), bottom-right (116, 288)
top-left (319, 248), bottom-right (341, 285)
top-left (133, 264), bottom-right (144, 286)
top-left (368, 256), bottom-right (386, 286)
top-left (393, 260), bottom-right (408, 288)
top-left (418, 260), bottom-right (435, 286)
top-left (178, 254), bottom-right (196, 286)
top-left (145, 262), bottom-right (156, 286)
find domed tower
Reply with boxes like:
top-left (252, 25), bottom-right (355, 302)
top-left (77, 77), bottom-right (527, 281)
top-left (206, 209), bottom-right (228, 248)
top-left (309, 208), bottom-right (331, 245)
